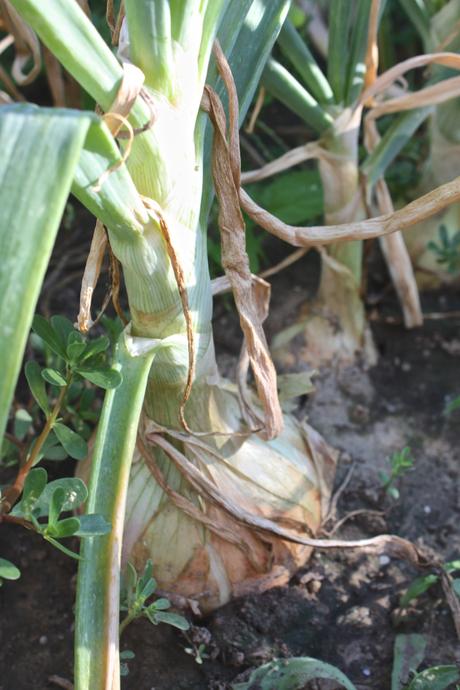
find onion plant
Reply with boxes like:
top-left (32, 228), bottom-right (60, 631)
top-left (399, 0), bottom-right (460, 287)
top-left (242, 0), bottom-right (460, 365)
top-left (0, 1), bottom-right (340, 688)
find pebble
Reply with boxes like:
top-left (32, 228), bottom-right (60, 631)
top-left (337, 606), bottom-right (372, 627)
top-left (39, 635), bottom-right (48, 645)
top-left (401, 362), bottom-right (411, 372)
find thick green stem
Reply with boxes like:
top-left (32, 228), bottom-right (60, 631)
top-left (74, 331), bottom-right (158, 690)
top-left (320, 111), bottom-right (366, 285)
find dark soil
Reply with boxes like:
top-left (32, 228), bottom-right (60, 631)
top-left (1, 235), bottom-right (460, 690)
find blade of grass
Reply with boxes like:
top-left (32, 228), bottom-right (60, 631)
top-left (0, 104), bottom-right (93, 441)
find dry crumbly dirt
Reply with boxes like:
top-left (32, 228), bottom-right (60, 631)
top-left (1, 242), bottom-right (460, 690)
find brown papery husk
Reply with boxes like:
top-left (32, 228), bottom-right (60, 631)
top-left (93, 379), bottom-right (338, 615)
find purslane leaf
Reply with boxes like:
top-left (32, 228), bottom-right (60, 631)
top-left (25, 361), bottom-right (50, 415)
top-left (76, 367), bottom-right (122, 390)
top-left (41, 368), bottom-right (67, 387)
top-left (53, 422), bottom-right (88, 460)
top-left (35, 477), bottom-right (88, 516)
top-left (0, 558), bottom-right (21, 582)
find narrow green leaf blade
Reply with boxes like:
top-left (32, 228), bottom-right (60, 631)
top-left (362, 108), bottom-right (432, 188)
top-left (72, 120), bottom-right (149, 239)
top-left (9, 0), bottom-right (122, 111)
top-left (327, 0), bottom-right (350, 104)
top-left (0, 104), bottom-right (92, 441)
top-left (278, 19), bottom-right (334, 105)
top-left (399, 574), bottom-right (438, 608)
top-left (262, 58), bottom-right (333, 135)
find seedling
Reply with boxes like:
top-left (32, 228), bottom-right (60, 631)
top-left (0, 315), bottom-right (117, 567)
top-left (120, 559), bottom-right (189, 637)
top-left (379, 447), bottom-right (415, 500)
top-left (427, 225), bottom-right (460, 274)
top-left (184, 638), bottom-right (210, 665)
top-left (0, 557), bottom-right (20, 587)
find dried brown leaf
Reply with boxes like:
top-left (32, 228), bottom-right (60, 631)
top-left (0, 0), bottom-right (40, 85)
top-left (238, 176), bottom-right (460, 246)
top-left (201, 43), bottom-right (282, 440)
top-left (77, 221), bottom-right (108, 334)
top-left (360, 51), bottom-right (460, 104)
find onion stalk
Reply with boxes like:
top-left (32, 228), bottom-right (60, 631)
top-left (7, 1), bottom-right (337, 688)
top-left (400, 0), bottom-right (460, 287)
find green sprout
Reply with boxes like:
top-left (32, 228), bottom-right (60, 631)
top-left (379, 447), bottom-right (414, 500)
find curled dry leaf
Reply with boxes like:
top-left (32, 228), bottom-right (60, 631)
top-left (362, 23), bottom-right (423, 329)
top-left (239, 176), bottom-right (460, 247)
top-left (360, 52), bottom-right (460, 105)
top-left (0, 0), bottom-right (40, 85)
top-left (77, 221), bottom-right (108, 334)
top-left (201, 44), bottom-right (282, 440)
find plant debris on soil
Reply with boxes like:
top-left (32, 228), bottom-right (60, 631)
top-left (1, 233), bottom-right (460, 690)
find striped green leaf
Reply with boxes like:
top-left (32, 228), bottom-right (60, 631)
top-left (0, 104), bottom-right (92, 441)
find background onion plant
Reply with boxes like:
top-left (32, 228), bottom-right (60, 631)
top-left (244, 0), bottom-right (460, 367)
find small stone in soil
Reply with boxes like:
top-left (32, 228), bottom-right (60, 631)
top-left (337, 606), bottom-right (372, 627)
top-left (39, 635), bottom-right (48, 645)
